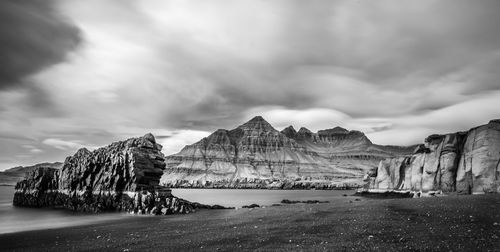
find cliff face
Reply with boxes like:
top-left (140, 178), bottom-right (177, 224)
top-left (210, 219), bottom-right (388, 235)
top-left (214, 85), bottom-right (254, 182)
top-left (162, 116), bottom-right (414, 188)
top-left (456, 120), bottom-right (500, 193)
top-left (366, 120), bottom-right (500, 194)
top-left (0, 162), bottom-right (62, 186)
top-left (58, 133), bottom-right (166, 193)
top-left (14, 134), bottom-right (216, 214)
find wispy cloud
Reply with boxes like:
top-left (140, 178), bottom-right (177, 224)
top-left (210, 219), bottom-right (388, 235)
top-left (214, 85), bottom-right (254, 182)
top-left (1, 0), bottom-right (500, 169)
top-left (42, 138), bottom-right (87, 150)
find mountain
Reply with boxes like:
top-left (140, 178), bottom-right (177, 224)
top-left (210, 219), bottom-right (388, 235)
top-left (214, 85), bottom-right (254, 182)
top-left (162, 116), bottom-right (415, 188)
top-left (0, 162), bottom-right (63, 186)
top-left (364, 119), bottom-right (500, 194)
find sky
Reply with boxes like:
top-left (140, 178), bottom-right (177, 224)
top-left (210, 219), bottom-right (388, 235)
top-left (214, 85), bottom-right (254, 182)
top-left (1, 0), bottom-right (500, 170)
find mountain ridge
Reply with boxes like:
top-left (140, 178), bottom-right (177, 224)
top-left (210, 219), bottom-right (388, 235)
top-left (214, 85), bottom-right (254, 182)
top-left (162, 116), bottom-right (415, 188)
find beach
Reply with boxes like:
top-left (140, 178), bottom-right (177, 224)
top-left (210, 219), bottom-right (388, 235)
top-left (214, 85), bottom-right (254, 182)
top-left (1, 194), bottom-right (499, 251)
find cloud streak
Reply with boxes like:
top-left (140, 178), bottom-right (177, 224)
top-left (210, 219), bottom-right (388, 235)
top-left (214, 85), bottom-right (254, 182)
top-left (1, 0), bottom-right (500, 169)
top-left (42, 138), bottom-right (87, 151)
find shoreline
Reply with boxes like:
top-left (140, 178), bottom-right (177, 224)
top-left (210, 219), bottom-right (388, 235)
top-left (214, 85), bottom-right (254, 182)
top-left (1, 194), bottom-right (499, 251)
top-left (171, 187), bottom-right (358, 191)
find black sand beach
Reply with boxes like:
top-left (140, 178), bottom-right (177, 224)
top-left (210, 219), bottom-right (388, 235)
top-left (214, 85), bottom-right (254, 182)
top-left (1, 194), bottom-right (499, 251)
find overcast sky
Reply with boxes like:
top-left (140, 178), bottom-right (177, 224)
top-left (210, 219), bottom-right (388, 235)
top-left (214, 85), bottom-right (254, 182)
top-left (1, 0), bottom-right (500, 170)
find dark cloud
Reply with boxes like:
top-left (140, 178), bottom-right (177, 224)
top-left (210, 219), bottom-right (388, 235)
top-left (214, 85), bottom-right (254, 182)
top-left (0, 0), bottom-right (81, 89)
top-left (459, 56), bottom-right (500, 95)
top-left (23, 85), bottom-right (67, 116)
top-left (143, 0), bottom-right (500, 128)
top-left (2, 0), bottom-right (500, 169)
top-left (274, 0), bottom-right (500, 89)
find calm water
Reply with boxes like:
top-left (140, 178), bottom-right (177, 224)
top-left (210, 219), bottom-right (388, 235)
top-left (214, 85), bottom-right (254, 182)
top-left (0, 186), bottom-right (355, 234)
top-left (0, 186), bottom-right (130, 234)
top-left (172, 188), bottom-right (355, 208)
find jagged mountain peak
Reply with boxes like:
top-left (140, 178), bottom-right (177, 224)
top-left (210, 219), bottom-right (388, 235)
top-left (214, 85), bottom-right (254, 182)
top-left (249, 115), bottom-right (265, 121)
top-left (237, 116), bottom-right (276, 132)
top-left (297, 127), bottom-right (312, 134)
top-left (281, 125), bottom-right (297, 139)
top-left (165, 116), bottom-right (417, 188)
top-left (187, 116), bottom-right (282, 150)
top-left (280, 125), bottom-right (297, 139)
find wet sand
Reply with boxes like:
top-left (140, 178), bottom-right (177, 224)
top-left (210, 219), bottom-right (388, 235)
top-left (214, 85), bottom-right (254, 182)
top-left (1, 194), bottom-right (499, 251)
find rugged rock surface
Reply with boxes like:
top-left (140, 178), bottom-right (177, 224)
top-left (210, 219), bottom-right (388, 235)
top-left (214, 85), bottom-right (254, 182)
top-left (162, 116), bottom-right (414, 188)
top-left (456, 120), bottom-right (500, 194)
top-left (13, 134), bottom-right (224, 214)
top-left (365, 120), bottom-right (500, 194)
top-left (58, 133), bottom-right (166, 193)
top-left (0, 162), bottom-right (62, 186)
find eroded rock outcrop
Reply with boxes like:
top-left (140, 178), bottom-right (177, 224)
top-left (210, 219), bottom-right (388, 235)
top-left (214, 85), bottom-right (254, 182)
top-left (0, 162), bottom-right (62, 186)
top-left (163, 116), bottom-right (415, 188)
top-left (14, 134), bottom-right (223, 214)
top-left (365, 120), bottom-right (500, 194)
top-left (456, 120), bottom-right (500, 194)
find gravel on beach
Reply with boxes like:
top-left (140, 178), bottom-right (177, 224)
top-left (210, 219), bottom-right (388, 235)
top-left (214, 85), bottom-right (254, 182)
top-left (1, 194), bottom-right (499, 251)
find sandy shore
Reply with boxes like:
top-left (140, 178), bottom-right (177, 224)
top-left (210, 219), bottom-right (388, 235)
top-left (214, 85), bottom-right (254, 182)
top-left (1, 194), bottom-right (499, 251)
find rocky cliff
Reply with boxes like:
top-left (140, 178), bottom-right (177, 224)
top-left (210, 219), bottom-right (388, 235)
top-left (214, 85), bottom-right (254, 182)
top-left (0, 162), bottom-right (62, 186)
top-left (162, 116), bottom-right (414, 188)
top-left (14, 134), bottom-right (224, 214)
top-left (365, 120), bottom-right (500, 194)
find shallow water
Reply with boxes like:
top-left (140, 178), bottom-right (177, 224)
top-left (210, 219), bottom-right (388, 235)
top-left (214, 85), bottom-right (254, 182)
top-left (0, 186), bottom-right (131, 234)
top-left (172, 188), bottom-right (355, 208)
top-left (0, 186), bottom-right (354, 234)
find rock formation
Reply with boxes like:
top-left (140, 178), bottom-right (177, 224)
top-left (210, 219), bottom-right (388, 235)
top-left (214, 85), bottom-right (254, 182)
top-left (162, 116), bottom-right (415, 188)
top-left (365, 120), bottom-right (500, 194)
top-left (0, 162), bottom-right (62, 186)
top-left (14, 134), bottom-right (225, 214)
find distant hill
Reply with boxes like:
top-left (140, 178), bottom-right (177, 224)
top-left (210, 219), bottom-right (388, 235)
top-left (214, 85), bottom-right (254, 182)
top-left (0, 162), bottom-right (63, 186)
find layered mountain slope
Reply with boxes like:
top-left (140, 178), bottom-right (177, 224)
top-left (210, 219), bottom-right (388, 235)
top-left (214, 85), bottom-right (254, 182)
top-left (365, 120), bottom-right (500, 194)
top-left (162, 116), bottom-right (414, 188)
top-left (284, 126), bottom-right (409, 158)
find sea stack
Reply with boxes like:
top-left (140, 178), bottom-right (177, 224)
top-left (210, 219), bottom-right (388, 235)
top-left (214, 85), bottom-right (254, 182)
top-left (13, 133), bottom-right (203, 214)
